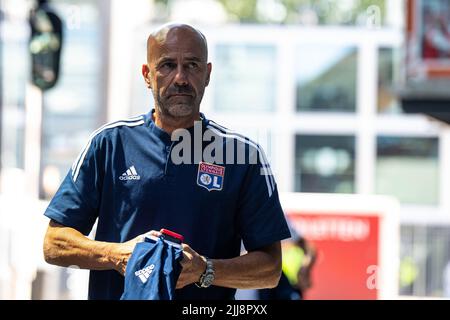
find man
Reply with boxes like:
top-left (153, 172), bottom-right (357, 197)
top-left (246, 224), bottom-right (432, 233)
top-left (43, 23), bottom-right (290, 300)
top-left (257, 219), bottom-right (316, 300)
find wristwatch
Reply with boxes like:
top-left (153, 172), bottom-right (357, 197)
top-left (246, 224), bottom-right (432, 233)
top-left (195, 257), bottom-right (215, 288)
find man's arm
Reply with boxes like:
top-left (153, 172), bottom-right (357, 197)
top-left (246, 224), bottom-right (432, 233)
top-left (43, 220), bottom-right (157, 274)
top-left (44, 221), bottom-right (282, 289)
top-left (177, 241), bottom-right (282, 289)
top-left (213, 242), bottom-right (282, 289)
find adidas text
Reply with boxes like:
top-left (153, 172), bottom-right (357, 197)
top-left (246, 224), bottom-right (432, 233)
top-left (119, 175), bottom-right (141, 180)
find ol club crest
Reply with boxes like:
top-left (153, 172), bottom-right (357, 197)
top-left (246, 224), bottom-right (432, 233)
top-left (197, 162), bottom-right (225, 191)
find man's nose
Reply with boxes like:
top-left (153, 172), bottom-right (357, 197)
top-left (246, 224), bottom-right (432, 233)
top-left (174, 65), bottom-right (188, 86)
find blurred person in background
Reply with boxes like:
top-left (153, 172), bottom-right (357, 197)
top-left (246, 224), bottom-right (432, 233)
top-left (42, 22), bottom-right (290, 300)
top-left (258, 219), bottom-right (316, 300)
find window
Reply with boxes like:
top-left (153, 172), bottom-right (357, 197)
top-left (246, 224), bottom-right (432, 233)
top-left (295, 45), bottom-right (357, 112)
top-left (0, 2), bottom-right (29, 171)
top-left (130, 38), bottom-right (153, 116)
top-left (39, 1), bottom-right (106, 199)
top-left (295, 135), bottom-right (355, 193)
top-left (400, 225), bottom-right (450, 298)
top-left (213, 44), bottom-right (276, 112)
top-left (376, 136), bottom-right (439, 205)
top-left (377, 47), bottom-right (401, 114)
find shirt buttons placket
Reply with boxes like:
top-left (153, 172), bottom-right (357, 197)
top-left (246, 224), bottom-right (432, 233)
top-left (163, 142), bottom-right (174, 177)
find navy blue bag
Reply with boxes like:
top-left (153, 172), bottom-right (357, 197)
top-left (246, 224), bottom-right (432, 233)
top-left (121, 236), bottom-right (183, 300)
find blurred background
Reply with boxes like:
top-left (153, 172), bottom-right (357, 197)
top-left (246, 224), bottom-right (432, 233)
top-left (1, 0), bottom-right (450, 299)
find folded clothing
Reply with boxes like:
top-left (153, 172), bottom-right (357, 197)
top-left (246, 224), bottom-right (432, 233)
top-left (121, 235), bottom-right (183, 300)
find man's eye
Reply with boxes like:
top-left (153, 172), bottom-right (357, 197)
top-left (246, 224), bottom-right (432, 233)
top-left (187, 62), bottom-right (198, 69)
top-left (161, 62), bottom-right (176, 69)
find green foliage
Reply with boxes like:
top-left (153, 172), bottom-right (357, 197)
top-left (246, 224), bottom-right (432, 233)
top-left (219, 0), bottom-right (259, 22)
top-left (216, 0), bottom-right (387, 25)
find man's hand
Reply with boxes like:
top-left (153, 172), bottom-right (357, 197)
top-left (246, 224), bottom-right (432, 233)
top-left (176, 243), bottom-right (207, 289)
top-left (297, 265), bottom-right (313, 291)
top-left (296, 245), bottom-right (317, 292)
top-left (110, 230), bottom-right (162, 275)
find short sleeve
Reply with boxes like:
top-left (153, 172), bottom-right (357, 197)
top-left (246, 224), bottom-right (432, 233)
top-left (236, 148), bottom-right (291, 251)
top-left (287, 219), bottom-right (301, 242)
top-left (43, 136), bottom-right (103, 235)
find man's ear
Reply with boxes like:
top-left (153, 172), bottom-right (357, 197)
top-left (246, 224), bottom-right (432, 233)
top-left (205, 62), bottom-right (212, 86)
top-left (142, 64), bottom-right (152, 89)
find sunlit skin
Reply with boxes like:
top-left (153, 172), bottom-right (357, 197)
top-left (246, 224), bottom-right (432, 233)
top-left (142, 23), bottom-right (212, 135)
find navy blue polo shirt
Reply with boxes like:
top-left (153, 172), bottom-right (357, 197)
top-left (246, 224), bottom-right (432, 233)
top-left (44, 110), bottom-right (291, 300)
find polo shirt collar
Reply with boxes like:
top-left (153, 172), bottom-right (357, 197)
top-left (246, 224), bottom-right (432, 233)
top-left (146, 109), bottom-right (209, 144)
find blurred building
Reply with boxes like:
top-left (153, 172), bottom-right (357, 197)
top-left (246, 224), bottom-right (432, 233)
top-left (0, 0), bottom-right (449, 299)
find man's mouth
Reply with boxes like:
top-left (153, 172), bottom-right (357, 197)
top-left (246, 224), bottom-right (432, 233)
top-left (168, 93), bottom-right (193, 98)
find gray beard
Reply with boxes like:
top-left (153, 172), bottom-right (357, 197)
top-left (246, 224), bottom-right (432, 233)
top-left (156, 94), bottom-right (198, 118)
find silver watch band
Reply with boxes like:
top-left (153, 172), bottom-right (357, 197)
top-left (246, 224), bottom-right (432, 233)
top-left (195, 256), bottom-right (215, 288)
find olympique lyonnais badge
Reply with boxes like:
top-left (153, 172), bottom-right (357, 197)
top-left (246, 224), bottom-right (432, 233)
top-left (197, 162), bottom-right (225, 191)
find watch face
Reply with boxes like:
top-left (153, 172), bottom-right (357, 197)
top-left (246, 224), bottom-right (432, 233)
top-left (203, 274), bottom-right (214, 287)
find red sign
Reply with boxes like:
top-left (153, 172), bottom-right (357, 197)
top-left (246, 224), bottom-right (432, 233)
top-left (287, 211), bottom-right (380, 300)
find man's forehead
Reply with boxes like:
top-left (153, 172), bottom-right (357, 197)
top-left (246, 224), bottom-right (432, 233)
top-left (155, 51), bottom-right (204, 62)
top-left (148, 23), bottom-right (208, 61)
top-left (153, 42), bottom-right (206, 60)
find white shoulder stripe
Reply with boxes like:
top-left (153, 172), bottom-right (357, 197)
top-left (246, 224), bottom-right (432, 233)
top-left (207, 122), bottom-right (275, 191)
top-left (71, 116), bottom-right (144, 173)
top-left (206, 124), bottom-right (275, 198)
top-left (71, 115), bottom-right (144, 173)
top-left (208, 120), bottom-right (231, 132)
top-left (72, 117), bottom-right (145, 182)
top-left (72, 116), bottom-right (143, 171)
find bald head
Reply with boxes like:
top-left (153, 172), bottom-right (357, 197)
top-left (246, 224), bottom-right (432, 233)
top-left (142, 23), bottom-right (212, 122)
top-left (147, 23), bottom-right (208, 63)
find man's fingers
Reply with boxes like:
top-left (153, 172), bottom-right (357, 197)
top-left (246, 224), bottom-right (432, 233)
top-left (133, 230), bottom-right (162, 243)
top-left (149, 230), bottom-right (162, 237)
top-left (176, 280), bottom-right (186, 289)
top-left (140, 230), bottom-right (162, 240)
top-left (180, 250), bottom-right (192, 264)
top-left (176, 268), bottom-right (187, 288)
top-left (176, 273), bottom-right (190, 289)
top-left (182, 243), bottom-right (194, 253)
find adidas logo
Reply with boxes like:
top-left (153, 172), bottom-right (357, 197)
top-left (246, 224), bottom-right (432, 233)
top-left (135, 264), bottom-right (155, 283)
top-left (119, 166), bottom-right (141, 180)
